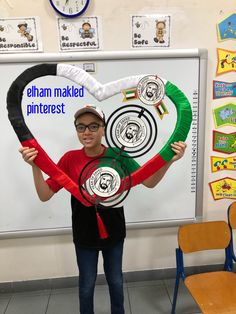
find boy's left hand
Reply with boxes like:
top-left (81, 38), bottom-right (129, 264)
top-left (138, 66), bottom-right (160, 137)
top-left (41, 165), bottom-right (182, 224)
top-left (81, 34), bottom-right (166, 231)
top-left (170, 141), bottom-right (187, 162)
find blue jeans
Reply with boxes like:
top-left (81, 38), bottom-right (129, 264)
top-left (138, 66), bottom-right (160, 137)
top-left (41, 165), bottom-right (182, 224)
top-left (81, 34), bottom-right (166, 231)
top-left (75, 240), bottom-right (125, 314)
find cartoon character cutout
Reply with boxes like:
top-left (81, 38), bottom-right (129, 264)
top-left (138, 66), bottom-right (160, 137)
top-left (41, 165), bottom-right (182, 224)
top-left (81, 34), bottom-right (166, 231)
top-left (216, 179), bottom-right (232, 192)
top-left (214, 159), bottom-right (228, 171)
top-left (219, 107), bottom-right (235, 121)
top-left (220, 54), bottom-right (236, 69)
top-left (79, 22), bottom-right (95, 39)
top-left (154, 20), bottom-right (166, 43)
top-left (17, 22), bottom-right (33, 42)
top-left (223, 21), bottom-right (236, 37)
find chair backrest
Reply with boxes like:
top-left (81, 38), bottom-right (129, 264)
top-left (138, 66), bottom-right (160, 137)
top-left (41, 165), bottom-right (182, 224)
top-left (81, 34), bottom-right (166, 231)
top-left (178, 221), bottom-right (231, 253)
top-left (228, 201), bottom-right (236, 229)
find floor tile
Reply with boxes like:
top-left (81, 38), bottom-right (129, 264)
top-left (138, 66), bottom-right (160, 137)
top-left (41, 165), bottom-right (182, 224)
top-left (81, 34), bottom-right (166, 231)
top-left (1, 278), bottom-right (203, 314)
top-left (128, 283), bottom-right (172, 314)
top-left (48, 285), bottom-right (131, 314)
top-left (0, 296), bottom-right (11, 314)
top-left (9, 290), bottom-right (51, 297)
top-left (164, 278), bottom-right (201, 314)
top-left (51, 287), bottom-right (78, 295)
top-left (94, 285), bottom-right (131, 314)
top-left (5, 293), bottom-right (49, 314)
top-left (46, 288), bottom-right (79, 314)
top-left (126, 279), bottom-right (164, 288)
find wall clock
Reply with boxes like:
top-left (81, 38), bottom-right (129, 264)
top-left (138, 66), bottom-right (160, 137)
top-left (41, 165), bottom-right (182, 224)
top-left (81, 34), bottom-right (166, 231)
top-left (49, 0), bottom-right (90, 18)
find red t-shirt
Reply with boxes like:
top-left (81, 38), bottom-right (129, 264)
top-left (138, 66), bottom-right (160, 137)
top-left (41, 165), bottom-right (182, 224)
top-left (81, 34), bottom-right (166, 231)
top-left (46, 146), bottom-right (140, 249)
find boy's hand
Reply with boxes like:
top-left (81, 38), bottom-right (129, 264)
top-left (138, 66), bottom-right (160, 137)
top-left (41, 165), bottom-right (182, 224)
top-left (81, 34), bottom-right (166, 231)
top-left (19, 147), bottom-right (38, 166)
top-left (170, 141), bottom-right (187, 162)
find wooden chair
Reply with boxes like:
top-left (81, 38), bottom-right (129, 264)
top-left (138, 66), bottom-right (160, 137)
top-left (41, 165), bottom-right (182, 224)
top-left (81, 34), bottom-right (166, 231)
top-left (171, 221), bottom-right (236, 314)
top-left (228, 201), bottom-right (236, 263)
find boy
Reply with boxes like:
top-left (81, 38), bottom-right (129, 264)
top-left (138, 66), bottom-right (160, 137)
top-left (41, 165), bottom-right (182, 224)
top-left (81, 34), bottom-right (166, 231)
top-left (19, 104), bottom-right (186, 314)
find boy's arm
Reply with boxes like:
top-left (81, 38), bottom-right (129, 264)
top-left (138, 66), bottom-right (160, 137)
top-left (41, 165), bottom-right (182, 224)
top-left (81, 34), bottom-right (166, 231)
top-left (19, 147), bottom-right (55, 201)
top-left (142, 141), bottom-right (187, 188)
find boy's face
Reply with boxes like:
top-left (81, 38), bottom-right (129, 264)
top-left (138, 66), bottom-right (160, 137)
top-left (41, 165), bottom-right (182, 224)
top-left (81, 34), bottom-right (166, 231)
top-left (75, 113), bottom-right (105, 151)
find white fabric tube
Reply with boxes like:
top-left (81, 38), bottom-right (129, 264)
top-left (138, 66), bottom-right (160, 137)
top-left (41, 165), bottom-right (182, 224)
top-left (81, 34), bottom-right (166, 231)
top-left (57, 63), bottom-right (166, 101)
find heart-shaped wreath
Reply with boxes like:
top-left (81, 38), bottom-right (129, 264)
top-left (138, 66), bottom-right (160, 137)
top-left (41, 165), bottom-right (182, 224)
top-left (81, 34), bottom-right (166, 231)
top-left (7, 63), bottom-right (192, 207)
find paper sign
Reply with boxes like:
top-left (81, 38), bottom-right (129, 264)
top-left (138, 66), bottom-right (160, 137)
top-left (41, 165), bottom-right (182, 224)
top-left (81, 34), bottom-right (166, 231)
top-left (131, 15), bottom-right (170, 48)
top-left (217, 13), bottom-right (236, 41)
top-left (213, 130), bottom-right (236, 154)
top-left (213, 80), bottom-right (236, 99)
top-left (216, 48), bottom-right (236, 75)
top-left (213, 103), bottom-right (236, 128)
top-left (58, 16), bottom-right (101, 51)
top-left (211, 156), bottom-right (236, 172)
top-left (0, 17), bottom-right (42, 53)
top-left (209, 177), bottom-right (236, 200)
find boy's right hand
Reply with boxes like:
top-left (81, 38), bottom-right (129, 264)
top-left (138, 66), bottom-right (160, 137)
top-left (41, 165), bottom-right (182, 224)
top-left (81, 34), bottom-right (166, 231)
top-left (19, 147), bottom-right (38, 166)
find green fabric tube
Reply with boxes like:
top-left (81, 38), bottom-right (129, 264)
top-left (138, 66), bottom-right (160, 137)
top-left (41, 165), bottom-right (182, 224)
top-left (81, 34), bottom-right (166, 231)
top-left (159, 81), bottom-right (192, 162)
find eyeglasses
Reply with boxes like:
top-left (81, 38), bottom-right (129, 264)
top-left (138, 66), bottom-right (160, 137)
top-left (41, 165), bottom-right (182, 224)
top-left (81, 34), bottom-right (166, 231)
top-left (75, 122), bottom-right (104, 133)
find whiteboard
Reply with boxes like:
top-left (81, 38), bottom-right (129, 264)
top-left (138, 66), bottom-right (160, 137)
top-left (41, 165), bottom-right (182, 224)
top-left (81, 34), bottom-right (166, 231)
top-left (0, 49), bottom-right (207, 238)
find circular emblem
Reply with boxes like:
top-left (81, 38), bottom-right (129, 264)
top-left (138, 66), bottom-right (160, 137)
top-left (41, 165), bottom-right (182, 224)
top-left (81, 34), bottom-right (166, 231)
top-left (115, 116), bottom-right (147, 148)
top-left (88, 167), bottom-right (121, 198)
top-left (78, 156), bottom-right (131, 207)
top-left (105, 105), bottom-right (158, 158)
top-left (79, 156), bottom-right (132, 207)
top-left (137, 75), bottom-right (165, 106)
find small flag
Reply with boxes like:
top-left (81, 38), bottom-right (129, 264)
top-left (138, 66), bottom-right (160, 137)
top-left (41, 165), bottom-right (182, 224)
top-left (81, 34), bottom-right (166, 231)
top-left (154, 101), bottom-right (169, 119)
top-left (122, 88), bottom-right (138, 102)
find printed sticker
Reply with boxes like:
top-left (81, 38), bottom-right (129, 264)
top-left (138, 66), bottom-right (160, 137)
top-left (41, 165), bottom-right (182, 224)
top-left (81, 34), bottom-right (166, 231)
top-left (58, 16), bottom-right (101, 51)
top-left (131, 15), bottom-right (170, 48)
top-left (213, 103), bottom-right (236, 128)
top-left (0, 17), bottom-right (42, 53)
top-left (209, 177), bottom-right (236, 200)
top-left (217, 13), bottom-right (236, 41)
top-left (211, 156), bottom-right (236, 172)
top-left (213, 130), bottom-right (236, 154)
top-left (216, 48), bottom-right (236, 75)
top-left (213, 80), bottom-right (236, 99)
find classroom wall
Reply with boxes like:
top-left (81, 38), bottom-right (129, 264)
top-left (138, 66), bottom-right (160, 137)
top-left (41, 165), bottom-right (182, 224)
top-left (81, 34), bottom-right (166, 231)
top-left (0, 0), bottom-right (235, 282)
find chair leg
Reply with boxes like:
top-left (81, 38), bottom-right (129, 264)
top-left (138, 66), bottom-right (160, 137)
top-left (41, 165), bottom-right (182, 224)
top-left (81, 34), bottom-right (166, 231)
top-left (172, 248), bottom-right (184, 314)
top-left (224, 245), bottom-right (233, 271)
top-left (171, 276), bottom-right (180, 314)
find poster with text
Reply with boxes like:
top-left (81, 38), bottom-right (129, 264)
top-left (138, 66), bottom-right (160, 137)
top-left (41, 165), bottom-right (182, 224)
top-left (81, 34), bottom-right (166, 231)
top-left (0, 17), bottom-right (42, 53)
top-left (217, 13), bottom-right (236, 41)
top-left (58, 16), bottom-right (101, 52)
top-left (131, 15), bottom-right (170, 48)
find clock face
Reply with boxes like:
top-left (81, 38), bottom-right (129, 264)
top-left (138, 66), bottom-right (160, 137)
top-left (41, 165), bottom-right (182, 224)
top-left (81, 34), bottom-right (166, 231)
top-left (49, 0), bottom-right (90, 18)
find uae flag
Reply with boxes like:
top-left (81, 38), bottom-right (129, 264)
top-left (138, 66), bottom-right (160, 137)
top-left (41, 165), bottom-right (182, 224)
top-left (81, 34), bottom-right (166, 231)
top-left (122, 88), bottom-right (138, 101)
top-left (154, 101), bottom-right (169, 119)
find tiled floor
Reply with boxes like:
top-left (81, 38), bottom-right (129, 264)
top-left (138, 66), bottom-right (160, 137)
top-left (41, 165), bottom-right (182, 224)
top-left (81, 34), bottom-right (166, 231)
top-left (0, 278), bottom-right (201, 314)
